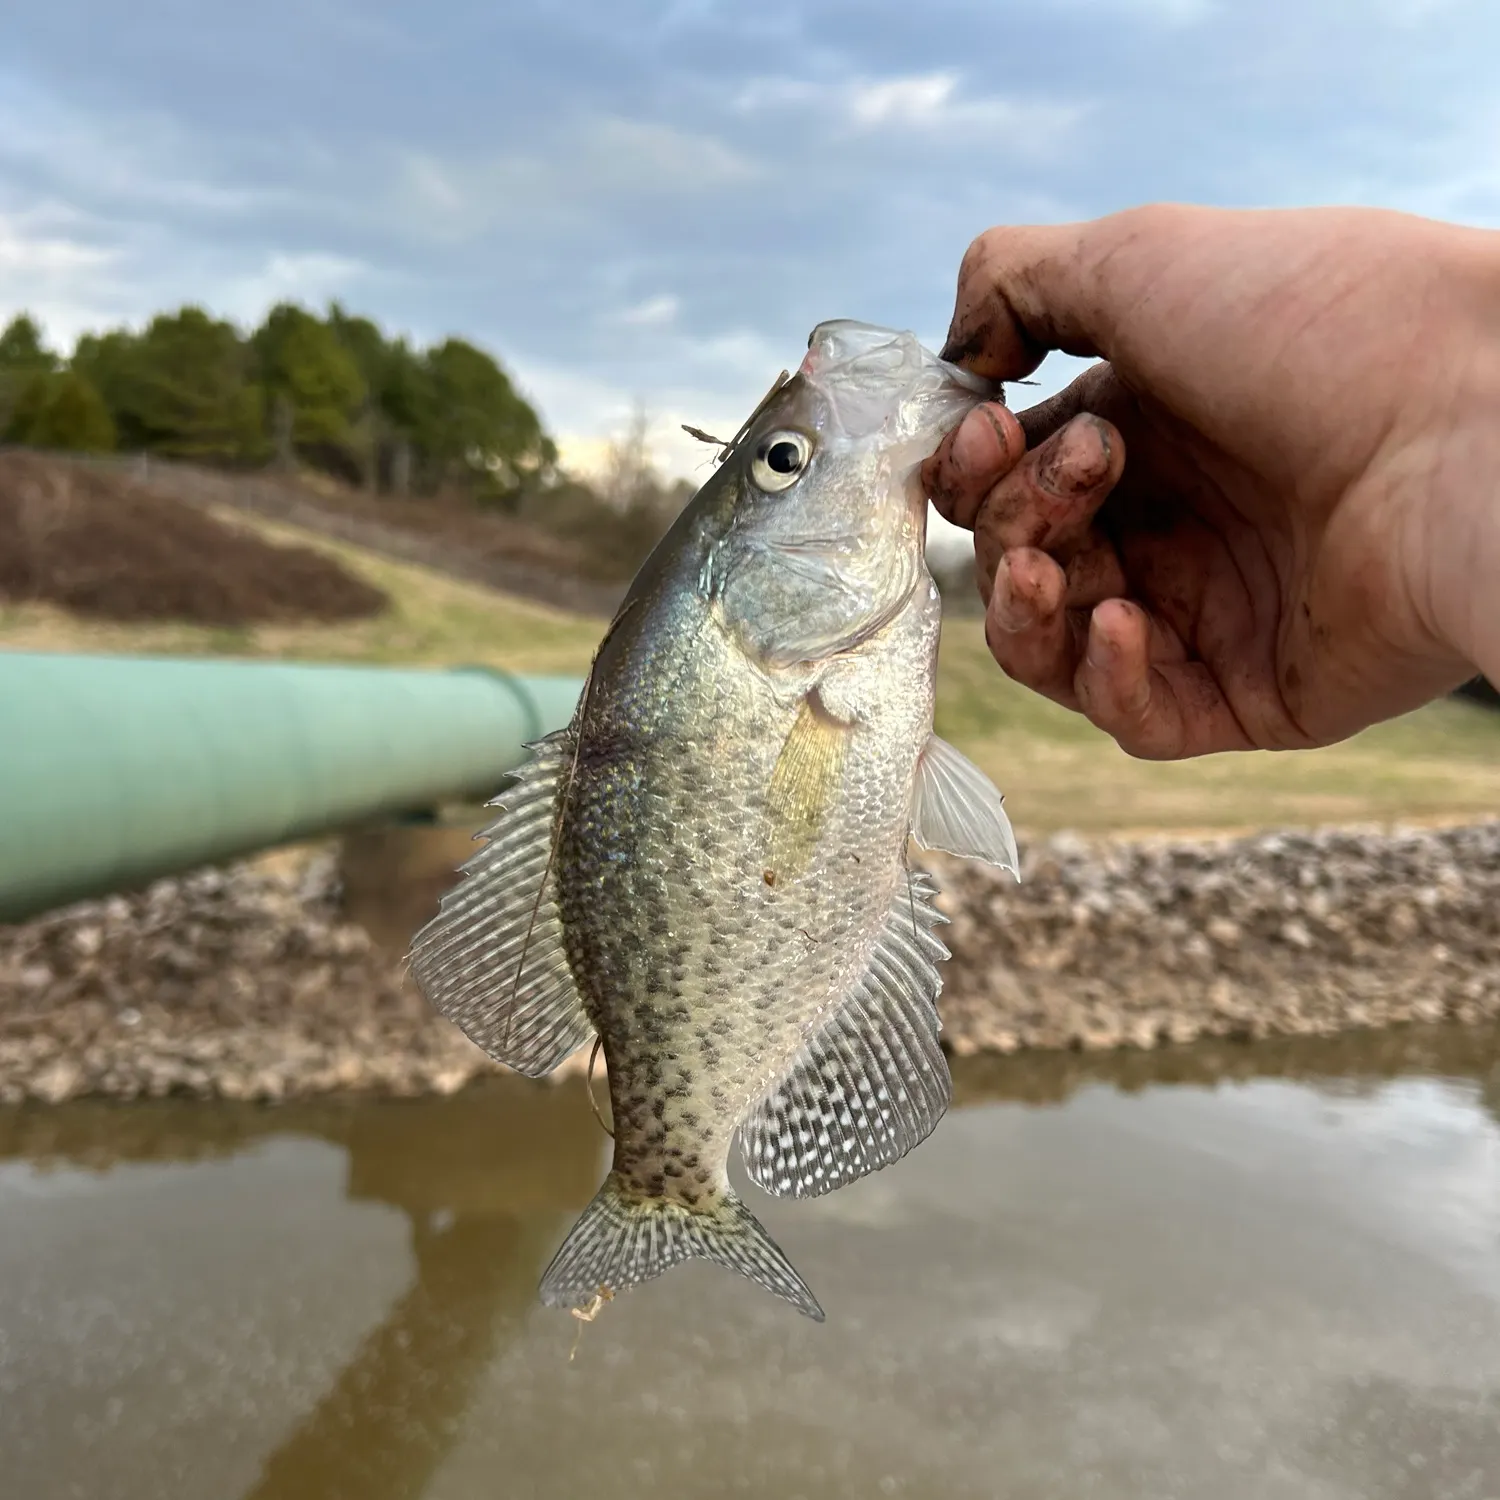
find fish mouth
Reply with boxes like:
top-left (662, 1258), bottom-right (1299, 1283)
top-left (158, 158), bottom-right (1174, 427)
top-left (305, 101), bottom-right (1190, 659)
top-left (798, 320), bottom-right (1000, 449)
top-left (802, 319), bottom-right (998, 397)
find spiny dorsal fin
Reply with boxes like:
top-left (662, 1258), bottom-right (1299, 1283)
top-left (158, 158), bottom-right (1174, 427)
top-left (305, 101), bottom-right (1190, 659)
top-left (911, 733), bottom-right (1019, 876)
top-left (738, 870), bottom-right (952, 1199)
top-left (408, 729), bottom-right (594, 1077)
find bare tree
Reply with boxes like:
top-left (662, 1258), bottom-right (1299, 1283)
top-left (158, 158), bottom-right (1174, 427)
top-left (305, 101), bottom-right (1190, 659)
top-left (599, 400), bottom-right (658, 515)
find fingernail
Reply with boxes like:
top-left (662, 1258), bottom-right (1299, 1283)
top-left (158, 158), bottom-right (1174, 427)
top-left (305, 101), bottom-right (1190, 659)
top-left (1085, 620), bottom-right (1112, 672)
top-left (940, 322), bottom-right (981, 366)
top-left (949, 405), bottom-right (1008, 479)
top-left (1036, 416), bottom-right (1110, 499)
top-left (990, 555), bottom-right (1033, 632)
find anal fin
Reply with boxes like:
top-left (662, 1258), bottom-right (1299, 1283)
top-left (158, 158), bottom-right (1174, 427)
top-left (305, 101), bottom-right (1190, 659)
top-left (738, 870), bottom-right (953, 1199)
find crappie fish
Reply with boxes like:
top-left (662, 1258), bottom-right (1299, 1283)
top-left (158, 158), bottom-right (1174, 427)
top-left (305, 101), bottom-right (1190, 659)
top-left (411, 320), bottom-right (1019, 1322)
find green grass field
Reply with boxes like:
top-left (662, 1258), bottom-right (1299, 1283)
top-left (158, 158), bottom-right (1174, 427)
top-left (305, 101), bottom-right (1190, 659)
top-left (5, 505), bottom-right (1498, 836)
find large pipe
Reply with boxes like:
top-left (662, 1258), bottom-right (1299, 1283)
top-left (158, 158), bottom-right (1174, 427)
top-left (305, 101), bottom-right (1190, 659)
top-left (0, 653), bottom-right (584, 923)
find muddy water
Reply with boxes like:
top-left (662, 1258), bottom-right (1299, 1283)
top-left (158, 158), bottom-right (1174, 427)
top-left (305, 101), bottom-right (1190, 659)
top-left (2, 1029), bottom-right (1498, 1500)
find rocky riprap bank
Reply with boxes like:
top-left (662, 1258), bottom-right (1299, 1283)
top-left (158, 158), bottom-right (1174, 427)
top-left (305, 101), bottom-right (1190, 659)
top-left (2, 822), bottom-right (1498, 1104)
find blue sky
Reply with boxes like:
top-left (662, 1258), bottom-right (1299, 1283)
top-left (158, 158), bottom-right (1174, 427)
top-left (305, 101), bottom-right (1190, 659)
top-left (3, 0), bottom-right (1498, 482)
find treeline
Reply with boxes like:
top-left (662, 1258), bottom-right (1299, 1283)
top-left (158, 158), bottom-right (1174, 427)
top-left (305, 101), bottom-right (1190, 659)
top-left (0, 305), bottom-right (555, 501)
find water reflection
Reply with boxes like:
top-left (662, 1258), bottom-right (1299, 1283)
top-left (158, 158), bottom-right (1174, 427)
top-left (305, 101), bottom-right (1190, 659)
top-left (0, 1080), bottom-right (605, 1500)
top-left (1, 1026), bottom-right (1498, 1500)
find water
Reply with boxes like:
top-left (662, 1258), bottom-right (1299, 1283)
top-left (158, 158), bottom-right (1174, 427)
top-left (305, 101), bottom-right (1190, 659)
top-left (2, 1029), bottom-right (1498, 1500)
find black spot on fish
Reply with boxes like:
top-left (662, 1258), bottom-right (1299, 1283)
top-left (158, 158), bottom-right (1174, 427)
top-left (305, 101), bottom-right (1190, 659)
top-left (681, 1110), bottom-right (699, 1128)
top-left (651, 1098), bottom-right (665, 1120)
top-left (682, 1191), bottom-right (700, 1206)
top-left (694, 1169), bottom-right (711, 1184)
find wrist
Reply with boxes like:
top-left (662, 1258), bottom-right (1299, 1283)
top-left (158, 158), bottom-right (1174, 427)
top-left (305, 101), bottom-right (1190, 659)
top-left (1405, 227), bottom-right (1500, 687)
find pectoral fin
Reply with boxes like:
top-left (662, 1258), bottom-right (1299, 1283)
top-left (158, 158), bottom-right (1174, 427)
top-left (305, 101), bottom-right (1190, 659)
top-left (765, 691), bottom-right (852, 881)
top-left (911, 733), bottom-right (1019, 876)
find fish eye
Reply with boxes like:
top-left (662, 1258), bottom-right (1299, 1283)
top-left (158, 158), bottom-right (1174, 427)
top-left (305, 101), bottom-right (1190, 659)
top-left (749, 431), bottom-right (812, 494)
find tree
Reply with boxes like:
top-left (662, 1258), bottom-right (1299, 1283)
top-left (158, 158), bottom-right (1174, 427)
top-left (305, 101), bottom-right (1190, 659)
top-left (0, 313), bottom-right (58, 433)
top-left (419, 337), bottom-right (555, 500)
top-left (4, 370), bottom-right (116, 452)
top-left (252, 304), bottom-right (367, 479)
top-left (74, 309), bottom-right (265, 463)
top-left (326, 305), bottom-right (435, 492)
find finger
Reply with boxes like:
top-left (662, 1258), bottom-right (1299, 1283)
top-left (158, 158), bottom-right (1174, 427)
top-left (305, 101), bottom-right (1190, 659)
top-left (1014, 362), bottom-right (1132, 451)
top-left (921, 401), bottom-right (1026, 528)
top-left (1074, 599), bottom-right (1255, 760)
top-left (983, 549), bottom-right (1084, 707)
top-left (973, 413), bottom-right (1125, 591)
top-left (1063, 539), bottom-right (1129, 609)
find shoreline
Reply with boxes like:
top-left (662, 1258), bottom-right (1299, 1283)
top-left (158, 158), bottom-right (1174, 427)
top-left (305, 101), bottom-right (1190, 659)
top-left (2, 820), bottom-right (1498, 1106)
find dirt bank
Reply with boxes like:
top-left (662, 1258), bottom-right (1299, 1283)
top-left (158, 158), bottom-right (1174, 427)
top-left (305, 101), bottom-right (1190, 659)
top-left (1, 821), bottom-right (1497, 1104)
top-left (0, 450), bottom-right (387, 626)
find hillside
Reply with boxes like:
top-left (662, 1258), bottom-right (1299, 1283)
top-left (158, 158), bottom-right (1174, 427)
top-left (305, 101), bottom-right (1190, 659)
top-left (3, 450), bottom-right (1499, 835)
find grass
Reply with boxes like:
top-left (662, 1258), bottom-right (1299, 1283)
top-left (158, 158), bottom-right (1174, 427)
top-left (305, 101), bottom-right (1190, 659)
top-left (936, 621), bottom-right (1500, 836)
top-left (4, 504), bottom-right (1498, 837)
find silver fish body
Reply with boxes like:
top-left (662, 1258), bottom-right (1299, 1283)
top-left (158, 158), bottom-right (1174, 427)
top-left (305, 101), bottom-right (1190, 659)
top-left (411, 321), bottom-right (1020, 1321)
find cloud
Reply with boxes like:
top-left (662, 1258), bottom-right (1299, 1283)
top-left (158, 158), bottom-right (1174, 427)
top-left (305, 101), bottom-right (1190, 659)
top-left (389, 117), bottom-right (761, 245)
top-left (218, 252), bottom-right (369, 324)
top-left (0, 213), bottom-right (113, 278)
top-left (735, 70), bottom-right (1087, 156)
top-left (1053, 0), bottom-right (1216, 20)
top-left (612, 294), bottom-right (680, 328)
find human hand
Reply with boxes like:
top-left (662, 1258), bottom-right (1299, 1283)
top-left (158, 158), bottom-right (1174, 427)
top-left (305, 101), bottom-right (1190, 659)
top-left (923, 205), bottom-right (1500, 758)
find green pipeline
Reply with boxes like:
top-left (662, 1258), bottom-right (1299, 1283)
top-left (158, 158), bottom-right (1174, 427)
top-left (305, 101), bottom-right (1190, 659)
top-left (0, 653), bottom-right (584, 924)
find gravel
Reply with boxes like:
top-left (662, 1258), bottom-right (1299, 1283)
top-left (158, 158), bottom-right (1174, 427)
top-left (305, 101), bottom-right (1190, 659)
top-left (2, 821), bottom-right (1498, 1104)
top-left (935, 820), bottom-right (1500, 1055)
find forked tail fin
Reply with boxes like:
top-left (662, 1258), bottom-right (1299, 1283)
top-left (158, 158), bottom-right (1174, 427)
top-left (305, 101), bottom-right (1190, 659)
top-left (539, 1172), bottom-right (825, 1322)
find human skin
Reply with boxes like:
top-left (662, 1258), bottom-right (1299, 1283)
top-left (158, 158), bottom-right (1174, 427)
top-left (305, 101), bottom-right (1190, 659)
top-left (919, 204), bottom-right (1500, 760)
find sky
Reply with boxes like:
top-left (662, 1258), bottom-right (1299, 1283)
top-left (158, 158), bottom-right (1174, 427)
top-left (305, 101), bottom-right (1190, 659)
top-left (3, 0), bottom-right (1499, 506)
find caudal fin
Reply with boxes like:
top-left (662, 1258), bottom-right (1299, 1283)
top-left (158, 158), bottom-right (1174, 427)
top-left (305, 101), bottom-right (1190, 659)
top-left (539, 1172), bottom-right (825, 1322)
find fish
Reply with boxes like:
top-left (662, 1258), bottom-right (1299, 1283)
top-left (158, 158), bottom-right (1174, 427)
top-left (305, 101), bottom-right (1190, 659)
top-left (410, 319), bottom-right (1020, 1323)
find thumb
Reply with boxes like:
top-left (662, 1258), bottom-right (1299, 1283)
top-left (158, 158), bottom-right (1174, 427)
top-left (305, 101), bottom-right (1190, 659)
top-left (939, 207), bottom-right (1181, 382)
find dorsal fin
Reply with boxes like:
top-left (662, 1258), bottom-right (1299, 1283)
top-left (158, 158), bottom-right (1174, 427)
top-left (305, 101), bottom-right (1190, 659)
top-left (738, 870), bottom-right (952, 1199)
top-left (408, 729), bottom-right (594, 1077)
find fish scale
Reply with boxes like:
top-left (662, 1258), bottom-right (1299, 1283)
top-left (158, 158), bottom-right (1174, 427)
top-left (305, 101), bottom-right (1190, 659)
top-left (411, 320), bottom-right (1021, 1323)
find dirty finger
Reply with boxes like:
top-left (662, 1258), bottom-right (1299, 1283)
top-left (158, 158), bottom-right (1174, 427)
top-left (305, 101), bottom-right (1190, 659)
top-left (921, 402), bottom-right (1026, 528)
top-left (973, 412), bottom-right (1126, 591)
